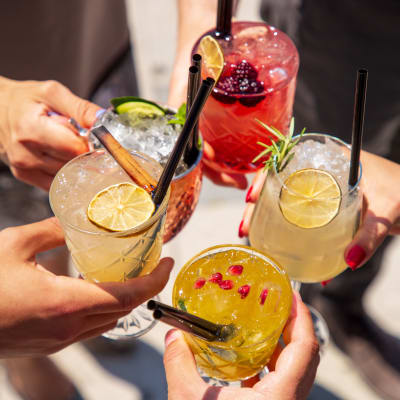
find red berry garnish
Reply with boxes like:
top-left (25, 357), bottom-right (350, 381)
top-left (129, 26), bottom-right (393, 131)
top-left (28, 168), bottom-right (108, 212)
top-left (209, 272), bottom-right (223, 283)
top-left (194, 278), bottom-right (206, 289)
top-left (238, 284), bottom-right (250, 299)
top-left (260, 289), bottom-right (269, 305)
top-left (228, 264), bottom-right (243, 276)
top-left (219, 280), bottom-right (234, 290)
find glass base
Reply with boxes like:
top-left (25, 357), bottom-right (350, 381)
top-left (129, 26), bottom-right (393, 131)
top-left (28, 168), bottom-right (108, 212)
top-left (102, 295), bottom-right (159, 340)
top-left (199, 366), bottom-right (267, 387)
top-left (307, 304), bottom-right (330, 354)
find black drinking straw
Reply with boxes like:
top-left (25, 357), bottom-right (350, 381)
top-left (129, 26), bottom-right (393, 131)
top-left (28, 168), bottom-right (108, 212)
top-left (152, 78), bottom-right (214, 206)
top-left (348, 69), bottom-right (368, 187)
top-left (215, 0), bottom-right (233, 39)
top-left (148, 300), bottom-right (235, 342)
top-left (183, 65), bottom-right (200, 165)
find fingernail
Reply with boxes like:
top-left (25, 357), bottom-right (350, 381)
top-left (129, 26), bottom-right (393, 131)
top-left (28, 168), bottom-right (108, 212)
top-left (47, 111), bottom-right (60, 117)
top-left (95, 108), bottom-right (106, 119)
top-left (238, 220), bottom-right (244, 238)
top-left (321, 279), bottom-right (332, 287)
top-left (245, 186), bottom-right (253, 203)
top-left (345, 245), bottom-right (366, 271)
top-left (165, 329), bottom-right (181, 347)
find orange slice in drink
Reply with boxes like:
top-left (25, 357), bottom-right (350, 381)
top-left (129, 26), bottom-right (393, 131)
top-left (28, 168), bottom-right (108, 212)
top-left (279, 168), bottom-right (341, 229)
top-left (197, 35), bottom-right (224, 81)
top-left (87, 182), bottom-right (155, 232)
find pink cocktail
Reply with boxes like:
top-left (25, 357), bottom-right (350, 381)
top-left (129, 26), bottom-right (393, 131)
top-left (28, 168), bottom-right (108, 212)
top-left (194, 21), bottom-right (299, 174)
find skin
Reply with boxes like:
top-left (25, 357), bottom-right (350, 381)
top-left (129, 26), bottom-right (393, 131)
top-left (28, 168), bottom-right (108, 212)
top-left (168, 0), bottom-right (247, 190)
top-left (164, 292), bottom-right (320, 400)
top-left (0, 217), bottom-right (174, 358)
top-left (240, 150), bottom-right (400, 270)
top-left (0, 76), bottom-right (100, 190)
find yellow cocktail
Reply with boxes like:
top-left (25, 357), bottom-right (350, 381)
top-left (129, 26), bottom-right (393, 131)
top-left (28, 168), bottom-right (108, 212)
top-left (172, 244), bottom-right (292, 382)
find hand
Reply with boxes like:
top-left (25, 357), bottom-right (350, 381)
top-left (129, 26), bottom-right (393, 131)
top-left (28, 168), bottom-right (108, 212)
top-left (0, 77), bottom-right (101, 190)
top-left (163, 292), bottom-right (319, 400)
top-left (239, 151), bottom-right (400, 269)
top-left (0, 218), bottom-right (174, 358)
top-left (343, 151), bottom-right (400, 270)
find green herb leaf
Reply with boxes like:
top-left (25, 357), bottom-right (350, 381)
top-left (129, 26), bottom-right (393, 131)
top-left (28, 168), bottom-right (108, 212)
top-left (252, 118), bottom-right (306, 173)
top-left (178, 299), bottom-right (187, 312)
top-left (168, 103), bottom-right (186, 126)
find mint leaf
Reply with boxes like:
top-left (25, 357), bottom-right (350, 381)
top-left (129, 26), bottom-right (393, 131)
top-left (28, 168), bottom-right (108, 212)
top-left (168, 103), bottom-right (186, 126)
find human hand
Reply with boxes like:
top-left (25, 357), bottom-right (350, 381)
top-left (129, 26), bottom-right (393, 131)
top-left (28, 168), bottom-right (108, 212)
top-left (163, 292), bottom-right (319, 400)
top-left (343, 151), bottom-right (400, 270)
top-left (0, 77), bottom-right (101, 190)
top-left (0, 218), bottom-right (174, 358)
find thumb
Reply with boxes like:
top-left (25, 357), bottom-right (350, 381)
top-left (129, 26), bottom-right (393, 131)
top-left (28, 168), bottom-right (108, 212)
top-left (43, 81), bottom-right (100, 128)
top-left (10, 217), bottom-right (65, 259)
top-left (344, 209), bottom-right (391, 270)
top-left (163, 330), bottom-right (206, 398)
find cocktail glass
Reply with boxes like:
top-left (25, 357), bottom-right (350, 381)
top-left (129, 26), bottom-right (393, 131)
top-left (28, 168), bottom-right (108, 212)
top-left (94, 108), bottom-right (203, 243)
top-left (193, 21), bottom-right (299, 174)
top-left (49, 149), bottom-right (170, 339)
top-left (249, 133), bottom-right (363, 349)
top-left (172, 244), bottom-right (292, 384)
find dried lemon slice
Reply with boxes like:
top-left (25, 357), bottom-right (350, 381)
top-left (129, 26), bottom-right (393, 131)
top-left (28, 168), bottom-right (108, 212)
top-left (87, 182), bottom-right (155, 232)
top-left (279, 168), bottom-right (341, 229)
top-left (197, 35), bottom-right (224, 81)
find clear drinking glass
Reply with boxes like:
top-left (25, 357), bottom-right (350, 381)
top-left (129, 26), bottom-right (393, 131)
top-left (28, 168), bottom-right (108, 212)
top-left (172, 244), bottom-right (292, 384)
top-left (249, 133), bottom-right (363, 349)
top-left (49, 149), bottom-right (170, 339)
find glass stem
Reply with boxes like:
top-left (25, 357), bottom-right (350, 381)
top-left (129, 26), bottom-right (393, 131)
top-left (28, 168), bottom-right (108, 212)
top-left (290, 280), bottom-right (302, 292)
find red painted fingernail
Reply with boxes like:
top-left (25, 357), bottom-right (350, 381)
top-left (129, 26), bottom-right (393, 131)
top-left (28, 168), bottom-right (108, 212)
top-left (345, 245), bottom-right (366, 271)
top-left (238, 220), bottom-right (244, 238)
top-left (321, 279), bottom-right (332, 287)
top-left (245, 185), bottom-right (253, 203)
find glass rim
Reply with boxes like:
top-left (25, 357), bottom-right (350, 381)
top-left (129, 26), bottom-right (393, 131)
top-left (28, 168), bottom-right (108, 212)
top-left (49, 149), bottom-right (170, 238)
top-left (273, 132), bottom-right (363, 201)
top-left (173, 244), bottom-right (292, 349)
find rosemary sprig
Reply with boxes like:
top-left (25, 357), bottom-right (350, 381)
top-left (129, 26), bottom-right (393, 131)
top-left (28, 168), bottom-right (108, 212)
top-left (252, 118), bottom-right (306, 173)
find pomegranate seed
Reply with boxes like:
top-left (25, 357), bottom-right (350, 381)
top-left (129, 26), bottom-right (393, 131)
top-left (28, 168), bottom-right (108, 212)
top-left (260, 289), bottom-right (269, 305)
top-left (228, 264), bottom-right (243, 276)
top-left (321, 279), bottom-right (332, 287)
top-left (238, 285), bottom-right (250, 299)
top-left (219, 280), bottom-right (234, 290)
top-left (209, 272), bottom-right (223, 283)
top-left (194, 278), bottom-right (206, 289)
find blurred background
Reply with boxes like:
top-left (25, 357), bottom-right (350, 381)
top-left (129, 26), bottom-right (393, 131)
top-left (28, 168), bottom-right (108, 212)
top-left (1, 1), bottom-right (399, 399)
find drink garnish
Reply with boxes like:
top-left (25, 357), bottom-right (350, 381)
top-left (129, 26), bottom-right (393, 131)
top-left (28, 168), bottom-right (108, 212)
top-left (87, 182), bottom-right (155, 232)
top-left (197, 35), bottom-right (224, 81)
top-left (279, 168), bottom-right (342, 229)
top-left (167, 103), bottom-right (186, 126)
top-left (253, 117), bottom-right (305, 173)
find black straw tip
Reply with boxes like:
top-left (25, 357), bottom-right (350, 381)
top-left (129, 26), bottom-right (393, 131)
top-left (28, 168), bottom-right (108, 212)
top-left (192, 53), bottom-right (202, 62)
top-left (147, 300), bottom-right (156, 310)
top-left (153, 309), bottom-right (162, 319)
top-left (205, 77), bottom-right (215, 86)
top-left (189, 65), bottom-right (199, 74)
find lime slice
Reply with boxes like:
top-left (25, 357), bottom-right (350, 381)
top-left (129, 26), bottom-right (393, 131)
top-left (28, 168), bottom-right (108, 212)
top-left (197, 35), bottom-right (224, 81)
top-left (87, 182), bottom-right (155, 232)
top-left (279, 168), bottom-right (341, 229)
top-left (111, 96), bottom-right (165, 114)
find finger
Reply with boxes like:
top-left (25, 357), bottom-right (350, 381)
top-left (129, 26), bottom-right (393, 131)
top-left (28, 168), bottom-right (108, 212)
top-left (79, 311), bottom-right (129, 335)
top-left (10, 218), bottom-right (65, 258)
top-left (344, 208), bottom-right (392, 271)
top-left (246, 168), bottom-right (267, 203)
top-left (163, 330), bottom-right (207, 397)
top-left (10, 165), bottom-right (54, 191)
top-left (239, 203), bottom-right (254, 237)
top-left (203, 162), bottom-right (248, 189)
top-left (22, 145), bottom-right (66, 175)
top-left (40, 80), bottom-right (100, 128)
top-left (72, 321), bottom-right (118, 343)
top-left (95, 257), bottom-right (175, 312)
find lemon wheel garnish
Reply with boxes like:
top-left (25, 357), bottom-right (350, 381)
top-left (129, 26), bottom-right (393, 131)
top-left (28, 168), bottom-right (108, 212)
top-left (87, 182), bottom-right (155, 232)
top-left (198, 35), bottom-right (224, 81)
top-left (279, 168), bottom-right (341, 229)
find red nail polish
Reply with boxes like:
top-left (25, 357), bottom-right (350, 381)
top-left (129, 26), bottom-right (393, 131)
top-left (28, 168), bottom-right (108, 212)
top-left (238, 220), bottom-right (244, 238)
top-left (245, 186), bottom-right (253, 203)
top-left (321, 279), bottom-right (332, 287)
top-left (345, 245), bottom-right (366, 271)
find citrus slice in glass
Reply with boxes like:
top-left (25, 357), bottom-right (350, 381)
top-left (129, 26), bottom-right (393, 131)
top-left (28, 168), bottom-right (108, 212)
top-left (198, 35), bottom-right (224, 81)
top-left (279, 168), bottom-right (341, 229)
top-left (87, 182), bottom-right (155, 232)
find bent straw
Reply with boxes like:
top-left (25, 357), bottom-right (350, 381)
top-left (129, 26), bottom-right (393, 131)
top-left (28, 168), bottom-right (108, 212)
top-left (152, 78), bottom-right (214, 206)
top-left (348, 69), bottom-right (368, 187)
top-left (148, 300), bottom-right (236, 342)
top-left (183, 65), bottom-right (200, 165)
top-left (91, 126), bottom-right (157, 193)
top-left (215, 0), bottom-right (233, 39)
